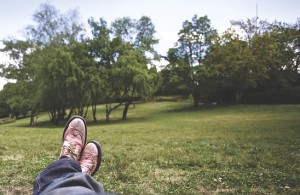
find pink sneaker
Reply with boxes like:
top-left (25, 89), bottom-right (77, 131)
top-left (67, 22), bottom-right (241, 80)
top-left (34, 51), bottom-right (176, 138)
top-left (59, 116), bottom-right (87, 160)
top-left (79, 141), bottom-right (102, 176)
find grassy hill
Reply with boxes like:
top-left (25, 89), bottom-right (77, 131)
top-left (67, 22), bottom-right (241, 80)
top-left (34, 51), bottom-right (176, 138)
top-left (0, 102), bottom-right (299, 194)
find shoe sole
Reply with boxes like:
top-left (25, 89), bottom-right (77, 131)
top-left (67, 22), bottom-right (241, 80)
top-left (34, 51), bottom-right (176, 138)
top-left (62, 115), bottom-right (87, 156)
top-left (87, 140), bottom-right (102, 176)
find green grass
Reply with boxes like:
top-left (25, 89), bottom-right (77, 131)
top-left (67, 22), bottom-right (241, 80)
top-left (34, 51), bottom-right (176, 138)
top-left (0, 102), bottom-right (299, 194)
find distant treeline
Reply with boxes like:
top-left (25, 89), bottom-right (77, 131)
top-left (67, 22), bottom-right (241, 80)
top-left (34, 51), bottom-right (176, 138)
top-left (0, 3), bottom-right (299, 124)
top-left (156, 15), bottom-right (300, 106)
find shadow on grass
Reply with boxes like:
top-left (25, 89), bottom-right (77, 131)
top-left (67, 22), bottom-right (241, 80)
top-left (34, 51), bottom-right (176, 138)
top-left (6, 102), bottom-right (232, 129)
top-left (12, 116), bottom-right (149, 129)
top-left (161, 103), bottom-right (230, 114)
top-left (85, 116), bottom-right (149, 127)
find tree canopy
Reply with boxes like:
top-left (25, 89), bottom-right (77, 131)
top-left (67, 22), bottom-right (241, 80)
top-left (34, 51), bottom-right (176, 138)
top-left (158, 16), bottom-right (300, 105)
top-left (1, 3), bottom-right (299, 125)
top-left (0, 3), bottom-right (159, 124)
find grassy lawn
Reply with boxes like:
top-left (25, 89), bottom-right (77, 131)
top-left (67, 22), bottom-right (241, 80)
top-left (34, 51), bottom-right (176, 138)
top-left (0, 102), bottom-right (299, 194)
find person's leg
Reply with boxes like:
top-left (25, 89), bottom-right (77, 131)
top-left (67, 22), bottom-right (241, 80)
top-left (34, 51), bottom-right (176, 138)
top-left (33, 157), bottom-right (81, 194)
top-left (35, 141), bottom-right (105, 195)
top-left (33, 115), bottom-right (87, 194)
top-left (33, 156), bottom-right (106, 195)
top-left (33, 116), bottom-right (106, 194)
top-left (41, 172), bottom-right (106, 194)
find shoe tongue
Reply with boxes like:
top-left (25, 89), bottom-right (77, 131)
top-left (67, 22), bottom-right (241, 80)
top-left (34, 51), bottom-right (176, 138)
top-left (61, 141), bottom-right (80, 160)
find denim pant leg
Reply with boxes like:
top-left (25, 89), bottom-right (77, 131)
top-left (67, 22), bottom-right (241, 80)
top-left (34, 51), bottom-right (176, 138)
top-left (33, 157), bottom-right (82, 194)
top-left (33, 157), bottom-right (106, 195)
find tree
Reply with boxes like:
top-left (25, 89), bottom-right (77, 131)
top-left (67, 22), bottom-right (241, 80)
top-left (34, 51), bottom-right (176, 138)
top-left (111, 16), bottom-right (159, 60)
top-left (158, 48), bottom-right (190, 96)
top-left (0, 94), bottom-right (10, 118)
top-left (202, 19), bottom-right (300, 104)
top-left (163, 15), bottom-right (217, 106)
top-left (87, 18), bottom-right (112, 121)
top-left (0, 39), bottom-right (38, 124)
top-left (112, 49), bottom-right (158, 120)
top-left (0, 3), bottom-right (89, 124)
top-left (230, 17), bottom-right (260, 44)
top-left (135, 16), bottom-right (159, 59)
top-left (88, 16), bottom-right (159, 121)
top-left (26, 3), bottom-right (87, 124)
top-left (204, 29), bottom-right (267, 104)
top-left (247, 21), bottom-right (300, 103)
top-left (110, 16), bottom-right (159, 120)
top-left (30, 43), bottom-right (74, 123)
top-left (0, 39), bottom-right (33, 81)
top-left (25, 3), bottom-right (84, 46)
top-left (177, 15), bottom-right (217, 65)
top-left (0, 82), bottom-right (37, 124)
top-left (66, 41), bottom-right (95, 118)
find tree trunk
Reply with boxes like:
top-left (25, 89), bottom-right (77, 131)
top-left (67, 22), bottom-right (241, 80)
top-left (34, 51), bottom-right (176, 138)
top-left (193, 97), bottom-right (199, 107)
top-left (105, 102), bottom-right (123, 122)
top-left (30, 115), bottom-right (35, 126)
top-left (92, 103), bottom-right (97, 122)
top-left (122, 102), bottom-right (130, 120)
top-left (67, 106), bottom-right (74, 120)
top-left (105, 104), bottom-right (110, 122)
top-left (192, 92), bottom-right (200, 107)
top-left (83, 101), bottom-right (90, 119)
top-left (49, 111), bottom-right (56, 124)
top-left (235, 88), bottom-right (243, 104)
top-left (106, 111), bottom-right (110, 122)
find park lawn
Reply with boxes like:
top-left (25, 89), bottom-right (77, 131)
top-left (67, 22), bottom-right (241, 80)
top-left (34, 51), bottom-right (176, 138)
top-left (0, 102), bottom-right (299, 194)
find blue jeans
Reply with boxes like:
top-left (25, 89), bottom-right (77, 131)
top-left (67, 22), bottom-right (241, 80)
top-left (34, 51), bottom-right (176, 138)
top-left (33, 157), bottom-right (106, 195)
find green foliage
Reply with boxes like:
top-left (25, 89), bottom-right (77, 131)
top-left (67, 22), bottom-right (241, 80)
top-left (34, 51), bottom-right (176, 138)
top-left (0, 3), bottom-right (88, 124)
top-left (204, 30), bottom-right (266, 104)
top-left (0, 102), bottom-right (299, 194)
top-left (0, 82), bottom-right (35, 119)
top-left (159, 15), bottom-right (218, 106)
top-left (25, 3), bottom-right (84, 45)
top-left (0, 39), bottom-right (33, 80)
top-left (88, 16), bottom-right (159, 121)
top-left (38, 46), bottom-right (76, 120)
top-left (177, 15), bottom-right (217, 64)
top-left (1, 2), bottom-right (299, 122)
top-left (160, 16), bottom-right (300, 105)
top-left (0, 3), bottom-right (159, 123)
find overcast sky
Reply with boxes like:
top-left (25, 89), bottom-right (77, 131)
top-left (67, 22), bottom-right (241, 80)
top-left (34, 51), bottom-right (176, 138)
top-left (0, 0), bottom-right (299, 89)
